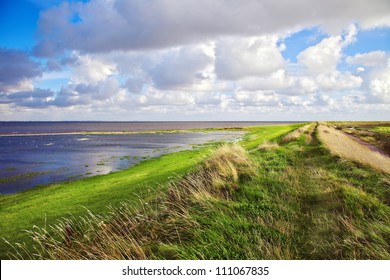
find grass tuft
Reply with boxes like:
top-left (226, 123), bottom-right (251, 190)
top-left (280, 124), bottom-right (312, 144)
top-left (14, 143), bottom-right (255, 259)
top-left (4, 123), bottom-right (390, 260)
top-left (258, 141), bottom-right (279, 151)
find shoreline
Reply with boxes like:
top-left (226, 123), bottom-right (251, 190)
top-left (2, 123), bottom-right (389, 260)
top-left (0, 129), bottom-right (244, 194)
top-left (0, 127), bottom-right (248, 137)
top-left (0, 121), bottom-right (304, 137)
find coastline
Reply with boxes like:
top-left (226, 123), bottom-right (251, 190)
top-left (2, 122), bottom-right (387, 260)
top-left (0, 121), bottom-right (304, 136)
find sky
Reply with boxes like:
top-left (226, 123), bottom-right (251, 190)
top-left (0, 0), bottom-right (389, 121)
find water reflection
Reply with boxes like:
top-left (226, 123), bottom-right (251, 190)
top-left (0, 131), bottom-right (241, 194)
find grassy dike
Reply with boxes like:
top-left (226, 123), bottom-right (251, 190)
top-left (0, 124), bottom-right (298, 259)
top-left (3, 122), bottom-right (389, 259)
top-left (0, 143), bottom-right (215, 259)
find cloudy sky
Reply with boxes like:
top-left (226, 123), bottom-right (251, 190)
top-left (0, 0), bottom-right (389, 121)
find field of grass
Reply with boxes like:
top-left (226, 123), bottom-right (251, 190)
top-left (0, 146), bottom-right (214, 259)
top-left (1, 122), bottom-right (389, 260)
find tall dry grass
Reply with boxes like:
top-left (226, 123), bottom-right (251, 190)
top-left (258, 140), bottom-right (279, 151)
top-left (317, 125), bottom-right (390, 174)
top-left (14, 143), bottom-right (256, 260)
top-left (280, 124), bottom-right (312, 144)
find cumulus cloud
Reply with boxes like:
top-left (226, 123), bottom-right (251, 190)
top-left (292, 72), bottom-right (362, 95)
top-left (369, 59), bottom-right (390, 103)
top-left (297, 77), bottom-right (319, 94)
top-left (150, 46), bottom-right (212, 89)
top-left (3, 0), bottom-right (390, 120)
top-left (70, 53), bottom-right (117, 85)
top-left (1, 78), bottom-right (122, 109)
top-left (314, 72), bottom-right (362, 91)
top-left (0, 48), bottom-right (42, 92)
top-left (346, 51), bottom-right (389, 67)
top-left (237, 69), bottom-right (295, 91)
top-left (297, 25), bottom-right (357, 74)
top-left (298, 36), bottom-right (342, 74)
top-left (0, 88), bottom-right (54, 108)
top-left (345, 51), bottom-right (390, 103)
top-left (137, 90), bottom-right (195, 107)
top-left (215, 36), bottom-right (285, 80)
top-left (233, 91), bottom-right (279, 106)
top-left (289, 26), bottom-right (363, 95)
top-left (33, 0), bottom-right (390, 55)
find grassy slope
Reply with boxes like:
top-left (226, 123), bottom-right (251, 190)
top-left (0, 124), bottom-right (298, 259)
top-left (241, 124), bottom-right (302, 150)
top-left (0, 146), bottom-right (212, 259)
top-left (3, 122), bottom-right (389, 259)
top-left (173, 125), bottom-right (389, 259)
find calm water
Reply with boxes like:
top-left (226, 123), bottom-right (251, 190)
top-left (0, 122), bottom-right (302, 194)
top-left (0, 121), bottom-right (298, 135)
top-left (0, 127), bottom-right (246, 194)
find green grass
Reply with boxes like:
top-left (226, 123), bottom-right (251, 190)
top-left (372, 126), bottom-right (390, 134)
top-left (241, 123), bottom-right (303, 150)
top-left (0, 146), bottom-right (213, 259)
top-left (3, 123), bottom-right (389, 260)
top-left (168, 125), bottom-right (390, 259)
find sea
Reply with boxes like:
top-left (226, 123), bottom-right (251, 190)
top-left (0, 121), bottom-right (300, 194)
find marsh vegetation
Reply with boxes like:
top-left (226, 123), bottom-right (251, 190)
top-left (1, 122), bottom-right (389, 260)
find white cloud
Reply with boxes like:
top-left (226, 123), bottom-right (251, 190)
top-left (369, 59), bottom-right (390, 103)
top-left (345, 52), bottom-right (390, 104)
top-left (237, 69), bottom-right (295, 91)
top-left (3, 1), bottom-right (390, 120)
top-left (34, 0), bottom-right (390, 55)
top-left (297, 36), bottom-right (342, 74)
top-left (297, 25), bottom-right (357, 75)
top-left (233, 90), bottom-right (279, 106)
top-left (215, 36), bottom-right (285, 80)
top-left (297, 77), bottom-right (318, 93)
top-left (138, 90), bottom-right (195, 106)
top-left (70, 53), bottom-right (116, 85)
top-left (315, 72), bottom-right (362, 91)
top-left (346, 51), bottom-right (389, 67)
top-left (289, 26), bottom-right (362, 95)
top-left (293, 72), bottom-right (362, 95)
top-left (151, 46), bottom-right (212, 89)
top-left (356, 67), bottom-right (365, 73)
top-left (2, 79), bottom-right (35, 93)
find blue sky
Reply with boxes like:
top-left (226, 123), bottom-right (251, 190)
top-left (0, 0), bottom-right (389, 121)
top-left (0, 1), bottom-right (39, 49)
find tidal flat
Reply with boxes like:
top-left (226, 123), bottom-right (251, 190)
top-left (0, 131), bottom-right (241, 194)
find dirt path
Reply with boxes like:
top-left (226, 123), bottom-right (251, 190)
top-left (338, 128), bottom-right (388, 156)
top-left (317, 125), bottom-right (390, 174)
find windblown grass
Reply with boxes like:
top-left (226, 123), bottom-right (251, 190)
top-left (317, 125), bottom-right (390, 174)
top-left (5, 123), bottom-right (390, 260)
top-left (280, 124), bottom-right (312, 144)
top-left (0, 147), bottom-right (211, 259)
top-left (258, 141), bottom-right (279, 151)
top-left (13, 144), bottom-right (256, 259)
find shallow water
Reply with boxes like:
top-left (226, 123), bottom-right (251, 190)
top-left (0, 121), bottom-right (296, 135)
top-left (0, 131), bottom-right (241, 194)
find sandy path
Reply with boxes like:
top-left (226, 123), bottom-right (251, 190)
top-left (317, 125), bottom-right (390, 174)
